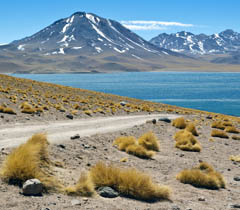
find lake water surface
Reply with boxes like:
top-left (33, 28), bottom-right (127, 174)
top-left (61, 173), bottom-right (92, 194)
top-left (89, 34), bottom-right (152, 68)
top-left (13, 72), bottom-right (240, 117)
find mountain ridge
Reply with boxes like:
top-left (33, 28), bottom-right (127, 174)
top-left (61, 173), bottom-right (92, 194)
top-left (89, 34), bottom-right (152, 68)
top-left (150, 29), bottom-right (240, 55)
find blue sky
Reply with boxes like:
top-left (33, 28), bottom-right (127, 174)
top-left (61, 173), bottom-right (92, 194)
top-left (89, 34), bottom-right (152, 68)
top-left (1, 0), bottom-right (239, 43)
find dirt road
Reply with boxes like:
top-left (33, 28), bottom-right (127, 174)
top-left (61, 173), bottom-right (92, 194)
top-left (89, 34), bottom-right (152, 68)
top-left (0, 114), bottom-right (179, 148)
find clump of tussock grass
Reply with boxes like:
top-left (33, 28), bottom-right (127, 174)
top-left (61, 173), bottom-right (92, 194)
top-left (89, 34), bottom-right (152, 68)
top-left (172, 117), bottom-right (187, 129)
top-left (90, 162), bottom-right (171, 201)
top-left (126, 144), bottom-right (155, 159)
top-left (113, 136), bottom-right (137, 151)
top-left (174, 130), bottom-right (201, 152)
top-left (138, 131), bottom-right (160, 151)
top-left (0, 133), bottom-right (62, 191)
top-left (65, 172), bottom-right (95, 196)
top-left (211, 129), bottom-right (229, 139)
top-left (232, 135), bottom-right (240, 140)
top-left (185, 122), bottom-right (198, 136)
top-left (224, 126), bottom-right (239, 134)
top-left (1, 107), bottom-right (16, 115)
top-left (230, 155), bottom-right (240, 162)
top-left (177, 162), bottom-right (225, 189)
top-left (211, 121), bottom-right (225, 130)
top-left (113, 133), bottom-right (158, 159)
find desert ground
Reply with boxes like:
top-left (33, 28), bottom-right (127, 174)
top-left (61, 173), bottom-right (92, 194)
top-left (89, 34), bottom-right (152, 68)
top-left (0, 74), bottom-right (240, 210)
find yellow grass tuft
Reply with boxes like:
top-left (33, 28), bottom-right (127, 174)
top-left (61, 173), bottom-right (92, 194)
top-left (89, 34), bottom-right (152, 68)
top-left (113, 136), bottom-right (137, 151)
top-left (126, 144), bottom-right (155, 159)
top-left (172, 117), bottom-right (187, 129)
top-left (224, 126), bottom-right (239, 134)
top-left (174, 130), bottom-right (201, 152)
top-left (138, 131), bottom-right (160, 151)
top-left (211, 121), bottom-right (225, 130)
top-left (211, 129), bottom-right (229, 139)
top-left (185, 122), bottom-right (198, 136)
top-left (65, 172), bottom-right (95, 196)
top-left (0, 133), bottom-right (61, 191)
top-left (90, 162), bottom-right (171, 201)
top-left (120, 157), bottom-right (128, 162)
top-left (230, 155), bottom-right (240, 162)
top-left (2, 107), bottom-right (16, 115)
top-left (177, 162), bottom-right (225, 189)
top-left (232, 135), bottom-right (240, 141)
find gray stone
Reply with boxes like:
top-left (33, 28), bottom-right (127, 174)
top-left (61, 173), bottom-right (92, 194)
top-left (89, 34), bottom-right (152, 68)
top-left (172, 205), bottom-right (181, 210)
top-left (230, 204), bottom-right (240, 208)
top-left (66, 114), bottom-right (73, 119)
top-left (158, 117), bottom-right (171, 123)
top-left (22, 179), bottom-right (43, 196)
top-left (97, 186), bottom-right (119, 198)
top-left (198, 196), bottom-right (205, 201)
top-left (70, 134), bottom-right (80, 140)
top-left (71, 199), bottom-right (81, 206)
top-left (152, 119), bottom-right (157, 124)
top-left (120, 101), bottom-right (126, 106)
top-left (234, 176), bottom-right (240, 181)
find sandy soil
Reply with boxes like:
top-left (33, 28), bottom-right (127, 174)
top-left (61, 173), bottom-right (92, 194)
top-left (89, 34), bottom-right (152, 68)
top-left (0, 113), bottom-right (240, 210)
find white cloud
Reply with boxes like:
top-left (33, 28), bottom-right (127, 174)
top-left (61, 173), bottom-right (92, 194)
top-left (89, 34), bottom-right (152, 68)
top-left (121, 20), bottom-right (194, 31)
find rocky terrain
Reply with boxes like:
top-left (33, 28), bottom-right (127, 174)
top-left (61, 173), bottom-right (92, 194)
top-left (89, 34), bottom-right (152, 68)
top-left (0, 74), bottom-right (240, 210)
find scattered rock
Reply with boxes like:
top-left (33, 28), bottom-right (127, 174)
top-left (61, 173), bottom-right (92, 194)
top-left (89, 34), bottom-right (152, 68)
top-left (83, 198), bottom-right (88, 202)
top-left (230, 204), bottom-right (240, 208)
top-left (120, 101), bottom-right (126, 106)
top-left (206, 116), bottom-right (213, 119)
top-left (22, 179), bottom-right (43, 196)
top-left (233, 176), bottom-right (240, 181)
top-left (0, 115), bottom-right (4, 118)
top-left (82, 143), bottom-right (90, 149)
top-left (97, 186), bottom-right (119, 198)
top-left (172, 205), bottom-right (181, 210)
top-left (57, 144), bottom-right (66, 149)
top-left (71, 199), bottom-right (81, 206)
top-left (66, 114), bottom-right (73, 119)
top-left (198, 196), bottom-right (206, 201)
top-left (70, 134), bottom-right (80, 140)
top-left (158, 117), bottom-right (171, 123)
top-left (152, 119), bottom-right (157, 124)
top-left (179, 153), bottom-right (184, 157)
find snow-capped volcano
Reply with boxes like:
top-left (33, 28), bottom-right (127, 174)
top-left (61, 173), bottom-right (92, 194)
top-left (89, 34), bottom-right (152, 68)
top-left (150, 29), bottom-right (240, 55)
top-left (9, 11), bottom-right (175, 58)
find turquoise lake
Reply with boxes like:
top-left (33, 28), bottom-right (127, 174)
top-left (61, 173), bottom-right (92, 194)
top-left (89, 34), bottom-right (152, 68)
top-left (13, 72), bottom-right (240, 117)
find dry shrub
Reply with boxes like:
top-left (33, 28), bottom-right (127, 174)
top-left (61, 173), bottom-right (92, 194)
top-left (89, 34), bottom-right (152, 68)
top-left (177, 162), bottom-right (225, 189)
top-left (174, 130), bottom-right (201, 152)
top-left (90, 162), bottom-right (171, 201)
top-left (232, 135), bottom-right (240, 141)
top-left (126, 144), bottom-right (155, 159)
top-left (138, 131), bottom-right (160, 151)
top-left (65, 172), bottom-right (95, 196)
top-left (185, 123), bottom-right (198, 136)
top-left (2, 107), bottom-right (16, 115)
top-left (211, 129), bottom-right (229, 139)
top-left (113, 136), bottom-right (137, 151)
top-left (211, 121), bottom-right (225, 130)
top-left (224, 126), bottom-right (239, 134)
top-left (222, 121), bottom-right (233, 127)
top-left (0, 133), bottom-right (61, 191)
top-left (172, 117), bottom-right (187, 129)
top-left (230, 155), bottom-right (240, 162)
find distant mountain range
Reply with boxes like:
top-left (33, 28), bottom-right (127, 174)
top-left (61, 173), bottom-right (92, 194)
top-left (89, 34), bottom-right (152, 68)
top-left (0, 12), bottom-right (240, 73)
top-left (150, 30), bottom-right (240, 55)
